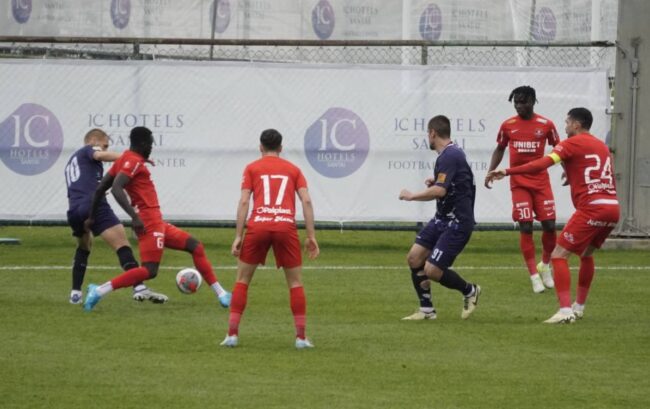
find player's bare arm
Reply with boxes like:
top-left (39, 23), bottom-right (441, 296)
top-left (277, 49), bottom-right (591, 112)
top-left (84, 173), bottom-right (115, 232)
top-left (298, 187), bottom-right (319, 259)
top-left (399, 185), bottom-right (447, 201)
top-left (232, 189), bottom-right (251, 257)
top-left (424, 177), bottom-right (436, 187)
top-left (111, 173), bottom-right (144, 235)
top-left (485, 169), bottom-right (507, 187)
top-left (484, 145), bottom-right (506, 188)
top-left (92, 150), bottom-right (121, 162)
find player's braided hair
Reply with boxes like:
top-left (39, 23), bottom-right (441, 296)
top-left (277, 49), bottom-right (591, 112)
top-left (508, 85), bottom-right (537, 103)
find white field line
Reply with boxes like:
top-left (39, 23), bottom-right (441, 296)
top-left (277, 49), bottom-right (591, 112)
top-left (1, 265), bottom-right (650, 271)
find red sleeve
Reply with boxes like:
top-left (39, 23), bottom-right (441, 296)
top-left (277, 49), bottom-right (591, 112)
top-left (551, 139), bottom-right (573, 162)
top-left (108, 160), bottom-right (119, 177)
top-left (496, 123), bottom-right (509, 148)
top-left (241, 165), bottom-right (253, 190)
top-left (506, 156), bottom-right (555, 175)
top-left (547, 121), bottom-right (561, 146)
top-left (295, 168), bottom-right (307, 190)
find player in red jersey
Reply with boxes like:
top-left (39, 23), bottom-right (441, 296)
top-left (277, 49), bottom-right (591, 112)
top-left (487, 107), bottom-right (619, 323)
top-left (82, 126), bottom-right (231, 311)
top-left (486, 86), bottom-right (561, 293)
top-left (220, 129), bottom-right (319, 349)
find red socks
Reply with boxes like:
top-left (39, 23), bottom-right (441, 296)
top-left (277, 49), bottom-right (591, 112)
top-left (228, 282), bottom-right (249, 336)
top-left (551, 258), bottom-right (572, 308)
top-left (192, 243), bottom-right (217, 286)
top-left (110, 266), bottom-right (150, 289)
top-left (227, 283), bottom-right (308, 340)
top-left (577, 256), bottom-right (595, 305)
top-left (541, 230), bottom-right (556, 264)
top-left (520, 233), bottom-right (537, 275)
top-left (290, 286), bottom-right (307, 340)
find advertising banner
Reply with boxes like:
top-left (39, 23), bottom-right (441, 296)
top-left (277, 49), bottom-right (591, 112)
top-left (0, 59), bottom-right (609, 223)
top-left (1, 0), bottom-right (617, 41)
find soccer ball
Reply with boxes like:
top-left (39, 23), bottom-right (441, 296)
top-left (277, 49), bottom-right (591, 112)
top-left (176, 268), bottom-right (202, 294)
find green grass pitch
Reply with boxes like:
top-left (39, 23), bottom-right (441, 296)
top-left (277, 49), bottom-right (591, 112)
top-left (0, 226), bottom-right (648, 409)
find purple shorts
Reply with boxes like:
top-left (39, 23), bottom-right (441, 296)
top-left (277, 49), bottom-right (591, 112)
top-left (414, 218), bottom-right (472, 269)
top-left (67, 200), bottom-right (121, 238)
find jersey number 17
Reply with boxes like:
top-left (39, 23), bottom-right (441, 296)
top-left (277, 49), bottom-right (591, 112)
top-left (260, 174), bottom-right (289, 206)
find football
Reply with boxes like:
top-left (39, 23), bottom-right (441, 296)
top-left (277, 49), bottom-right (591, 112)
top-left (175, 268), bottom-right (202, 294)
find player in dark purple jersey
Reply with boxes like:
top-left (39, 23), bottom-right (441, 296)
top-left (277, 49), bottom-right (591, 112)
top-left (399, 115), bottom-right (481, 320)
top-left (64, 129), bottom-right (167, 305)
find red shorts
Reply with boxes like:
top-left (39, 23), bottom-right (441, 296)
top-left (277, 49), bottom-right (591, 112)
top-left (511, 186), bottom-right (556, 222)
top-left (137, 221), bottom-right (191, 263)
top-left (239, 227), bottom-right (302, 269)
top-left (557, 205), bottom-right (620, 255)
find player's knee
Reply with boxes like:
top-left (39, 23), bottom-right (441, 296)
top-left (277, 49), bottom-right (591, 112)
top-left (550, 246), bottom-right (569, 259)
top-left (541, 220), bottom-right (556, 231)
top-left (143, 263), bottom-right (159, 279)
top-left (406, 252), bottom-right (424, 268)
top-left (185, 237), bottom-right (200, 253)
top-left (519, 222), bottom-right (534, 234)
top-left (191, 241), bottom-right (205, 256)
top-left (424, 263), bottom-right (443, 282)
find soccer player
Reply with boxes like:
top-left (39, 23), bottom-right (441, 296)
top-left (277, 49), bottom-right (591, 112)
top-left (399, 115), bottom-right (481, 320)
top-left (82, 126), bottom-right (231, 311)
top-left (485, 86), bottom-right (560, 293)
top-left (487, 108), bottom-right (619, 323)
top-left (220, 129), bottom-right (319, 349)
top-left (64, 128), bottom-right (167, 305)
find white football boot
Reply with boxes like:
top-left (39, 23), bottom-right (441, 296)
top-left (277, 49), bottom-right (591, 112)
top-left (530, 273), bottom-right (545, 293)
top-left (537, 262), bottom-right (555, 289)
top-left (543, 309), bottom-right (576, 324)
top-left (461, 285), bottom-right (481, 319)
top-left (133, 287), bottom-right (169, 303)
top-left (295, 338), bottom-right (315, 349)
top-left (220, 335), bottom-right (239, 347)
top-left (572, 302), bottom-right (585, 319)
top-left (401, 309), bottom-right (437, 321)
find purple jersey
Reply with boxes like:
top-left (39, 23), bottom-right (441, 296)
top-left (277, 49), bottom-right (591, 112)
top-left (64, 145), bottom-right (107, 209)
top-left (432, 143), bottom-right (476, 229)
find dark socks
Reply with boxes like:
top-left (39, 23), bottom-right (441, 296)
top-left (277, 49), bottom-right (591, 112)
top-left (116, 246), bottom-right (138, 271)
top-left (439, 268), bottom-right (473, 296)
top-left (410, 266), bottom-right (433, 308)
top-left (72, 248), bottom-right (90, 290)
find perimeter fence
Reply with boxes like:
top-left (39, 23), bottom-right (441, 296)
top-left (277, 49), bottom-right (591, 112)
top-left (0, 37), bottom-right (616, 230)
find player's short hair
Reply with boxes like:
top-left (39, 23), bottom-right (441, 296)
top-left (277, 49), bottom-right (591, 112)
top-left (129, 126), bottom-right (153, 148)
top-left (84, 128), bottom-right (107, 143)
top-left (567, 107), bottom-right (593, 130)
top-left (508, 85), bottom-right (537, 103)
top-left (428, 115), bottom-right (451, 138)
top-left (260, 129), bottom-right (282, 151)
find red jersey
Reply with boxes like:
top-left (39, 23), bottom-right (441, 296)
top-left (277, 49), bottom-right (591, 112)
top-left (551, 133), bottom-right (617, 210)
top-left (108, 150), bottom-right (162, 222)
top-left (242, 156), bottom-right (307, 231)
top-left (497, 113), bottom-right (560, 189)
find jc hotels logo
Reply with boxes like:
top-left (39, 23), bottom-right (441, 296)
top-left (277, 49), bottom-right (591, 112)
top-left (304, 108), bottom-right (370, 178)
top-left (0, 103), bottom-right (64, 176)
top-left (111, 0), bottom-right (131, 29)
